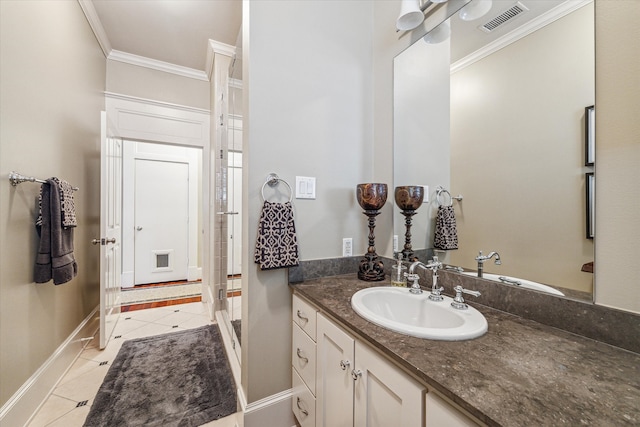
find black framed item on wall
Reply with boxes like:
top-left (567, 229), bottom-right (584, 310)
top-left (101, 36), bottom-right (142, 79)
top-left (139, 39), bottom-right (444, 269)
top-left (586, 172), bottom-right (594, 239)
top-left (585, 105), bottom-right (595, 166)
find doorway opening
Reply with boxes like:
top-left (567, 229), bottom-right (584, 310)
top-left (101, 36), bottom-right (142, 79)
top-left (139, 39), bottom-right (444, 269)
top-left (120, 140), bottom-right (203, 310)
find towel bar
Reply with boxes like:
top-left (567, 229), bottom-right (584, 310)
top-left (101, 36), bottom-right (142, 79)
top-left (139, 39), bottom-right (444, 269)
top-left (9, 171), bottom-right (79, 191)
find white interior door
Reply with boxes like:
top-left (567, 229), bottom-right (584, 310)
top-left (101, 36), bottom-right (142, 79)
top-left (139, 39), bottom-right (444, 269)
top-left (134, 159), bottom-right (189, 285)
top-left (99, 111), bottom-right (122, 349)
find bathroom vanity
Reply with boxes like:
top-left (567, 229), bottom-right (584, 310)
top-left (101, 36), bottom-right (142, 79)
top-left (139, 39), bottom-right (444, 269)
top-left (290, 275), bottom-right (640, 426)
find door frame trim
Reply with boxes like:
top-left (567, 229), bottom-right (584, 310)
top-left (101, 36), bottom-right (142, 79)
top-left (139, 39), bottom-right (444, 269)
top-left (105, 93), bottom-right (212, 305)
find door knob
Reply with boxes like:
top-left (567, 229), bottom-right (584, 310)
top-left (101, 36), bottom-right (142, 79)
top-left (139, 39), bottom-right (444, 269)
top-left (136, 226), bottom-right (143, 231)
top-left (92, 239), bottom-right (101, 245)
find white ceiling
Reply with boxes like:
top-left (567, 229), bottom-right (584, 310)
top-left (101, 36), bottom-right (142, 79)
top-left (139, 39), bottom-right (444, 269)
top-left (90, 0), bottom-right (242, 73)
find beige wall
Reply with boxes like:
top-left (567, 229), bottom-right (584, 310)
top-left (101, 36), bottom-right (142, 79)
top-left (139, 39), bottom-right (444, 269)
top-left (106, 60), bottom-right (209, 110)
top-left (449, 4), bottom-right (595, 293)
top-left (0, 0), bottom-right (105, 405)
top-left (594, 0), bottom-right (640, 313)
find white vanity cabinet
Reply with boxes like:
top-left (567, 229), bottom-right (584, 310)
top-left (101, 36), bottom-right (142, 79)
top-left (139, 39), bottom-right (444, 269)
top-left (292, 295), bottom-right (318, 426)
top-left (316, 312), bottom-right (424, 427)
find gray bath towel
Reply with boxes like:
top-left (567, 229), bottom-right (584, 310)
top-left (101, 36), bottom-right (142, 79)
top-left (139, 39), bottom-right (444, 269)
top-left (254, 201), bottom-right (299, 270)
top-left (35, 179), bottom-right (78, 285)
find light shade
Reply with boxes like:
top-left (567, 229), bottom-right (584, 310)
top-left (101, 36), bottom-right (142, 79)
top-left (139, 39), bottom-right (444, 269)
top-left (431, 0), bottom-right (449, 3)
top-left (396, 0), bottom-right (424, 31)
top-left (423, 20), bottom-right (451, 44)
top-left (459, 0), bottom-right (493, 21)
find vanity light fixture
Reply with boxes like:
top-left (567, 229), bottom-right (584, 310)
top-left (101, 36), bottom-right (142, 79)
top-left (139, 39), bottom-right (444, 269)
top-left (458, 0), bottom-right (493, 21)
top-left (396, 0), bottom-right (425, 31)
top-left (423, 19), bottom-right (451, 44)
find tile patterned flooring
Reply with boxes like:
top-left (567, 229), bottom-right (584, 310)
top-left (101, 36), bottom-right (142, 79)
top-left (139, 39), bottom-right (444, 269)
top-left (27, 301), bottom-right (241, 427)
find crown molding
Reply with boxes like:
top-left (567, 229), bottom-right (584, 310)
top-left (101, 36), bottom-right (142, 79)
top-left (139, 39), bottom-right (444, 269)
top-left (451, 0), bottom-right (592, 74)
top-left (78, 0), bottom-right (111, 57)
top-left (108, 50), bottom-right (209, 81)
top-left (206, 40), bottom-right (236, 79)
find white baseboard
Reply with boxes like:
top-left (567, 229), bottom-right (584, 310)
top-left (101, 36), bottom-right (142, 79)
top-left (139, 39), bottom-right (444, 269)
top-left (243, 389), bottom-right (296, 427)
top-left (187, 266), bottom-right (202, 282)
top-left (121, 270), bottom-right (134, 288)
top-left (0, 306), bottom-right (100, 427)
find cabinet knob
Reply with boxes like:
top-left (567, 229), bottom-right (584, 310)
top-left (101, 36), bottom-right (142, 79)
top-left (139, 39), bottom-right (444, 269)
top-left (296, 348), bottom-right (309, 363)
top-left (351, 369), bottom-right (362, 381)
top-left (339, 360), bottom-right (351, 370)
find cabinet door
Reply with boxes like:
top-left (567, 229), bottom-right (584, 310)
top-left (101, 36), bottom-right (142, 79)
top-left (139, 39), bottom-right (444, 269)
top-left (354, 341), bottom-right (425, 427)
top-left (316, 313), bottom-right (355, 427)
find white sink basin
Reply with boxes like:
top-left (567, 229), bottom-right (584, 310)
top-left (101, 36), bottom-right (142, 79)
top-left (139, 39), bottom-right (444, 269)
top-left (461, 272), bottom-right (564, 296)
top-left (350, 287), bottom-right (488, 341)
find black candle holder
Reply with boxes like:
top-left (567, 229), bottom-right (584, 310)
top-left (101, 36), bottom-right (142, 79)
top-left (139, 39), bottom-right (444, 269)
top-left (395, 186), bottom-right (424, 261)
top-left (356, 183), bottom-right (388, 281)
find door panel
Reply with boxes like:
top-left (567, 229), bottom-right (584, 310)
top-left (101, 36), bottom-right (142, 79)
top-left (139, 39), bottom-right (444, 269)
top-left (100, 111), bottom-right (122, 349)
top-left (134, 159), bottom-right (189, 285)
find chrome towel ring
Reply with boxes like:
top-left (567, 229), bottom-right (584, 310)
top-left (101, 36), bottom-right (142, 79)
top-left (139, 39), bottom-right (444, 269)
top-left (436, 186), bottom-right (463, 207)
top-left (261, 173), bottom-right (293, 203)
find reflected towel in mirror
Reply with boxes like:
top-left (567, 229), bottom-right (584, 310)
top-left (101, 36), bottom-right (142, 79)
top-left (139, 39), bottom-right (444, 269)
top-left (434, 205), bottom-right (458, 250)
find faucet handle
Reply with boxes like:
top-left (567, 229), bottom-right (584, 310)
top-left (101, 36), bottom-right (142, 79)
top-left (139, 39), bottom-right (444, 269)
top-left (451, 285), bottom-right (481, 310)
top-left (405, 273), bottom-right (422, 294)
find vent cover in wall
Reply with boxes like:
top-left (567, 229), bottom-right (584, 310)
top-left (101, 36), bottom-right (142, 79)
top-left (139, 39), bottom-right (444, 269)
top-left (479, 2), bottom-right (529, 33)
top-left (156, 253), bottom-right (169, 268)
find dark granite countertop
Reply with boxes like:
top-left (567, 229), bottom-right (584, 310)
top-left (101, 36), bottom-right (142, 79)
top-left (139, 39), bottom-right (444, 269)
top-left (291, 274), bottom-right (640, 427)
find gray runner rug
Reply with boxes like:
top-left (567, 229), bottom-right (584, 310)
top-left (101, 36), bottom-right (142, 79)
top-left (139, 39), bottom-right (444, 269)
top-left (83, 324), bottom-right (236, 427)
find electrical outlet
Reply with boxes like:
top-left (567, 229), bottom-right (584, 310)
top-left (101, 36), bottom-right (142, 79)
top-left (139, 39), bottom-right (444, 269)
top-left (393, 235), bottom-right (399, 252)
top-left (342, 238), bottom-right (353, 257)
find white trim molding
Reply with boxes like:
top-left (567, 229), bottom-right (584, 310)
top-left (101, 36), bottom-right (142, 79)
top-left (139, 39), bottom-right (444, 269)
top-left (105, 92), bottom-right (210, 147)
top-left (78, 0), bottom-right (111, 57)
top-left (0, 307), bottom-right (100, 427)
top-left (451, 0), bottom-right (593, 74)
top-left (108, 50), bottom-right (209, 81)
top-left (206, 40), bottom-right (236, 80)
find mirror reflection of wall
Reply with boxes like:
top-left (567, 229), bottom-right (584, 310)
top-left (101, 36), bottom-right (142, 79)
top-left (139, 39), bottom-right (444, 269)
top-left (394, 1), bottom-right (594, 298)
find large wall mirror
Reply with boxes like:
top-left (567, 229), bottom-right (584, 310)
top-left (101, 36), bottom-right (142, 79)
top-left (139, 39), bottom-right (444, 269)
top-left (393, 0), bottom-right (594, 301)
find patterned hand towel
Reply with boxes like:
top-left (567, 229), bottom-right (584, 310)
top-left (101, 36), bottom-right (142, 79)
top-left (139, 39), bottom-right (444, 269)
top-left (433, 205), bottom-right (458, 250)
top-left (254, 201), bottom-right (299, 270)
top-left (37, 177), bottom-right (77, 229)
top-left (35, 179), bottom-right (78, 285)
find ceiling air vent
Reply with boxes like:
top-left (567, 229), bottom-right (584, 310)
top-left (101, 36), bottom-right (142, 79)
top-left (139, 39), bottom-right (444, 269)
top-left (479, 2), bottom-right (529, 33)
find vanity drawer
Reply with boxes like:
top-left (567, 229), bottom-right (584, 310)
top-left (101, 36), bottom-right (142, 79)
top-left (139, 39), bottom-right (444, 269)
top-left (293, 322), bottom-right (317, 394)
top-left (292, 367), bottom-right (316, 427)
top-left (293, 294), bottom-right (317, 340)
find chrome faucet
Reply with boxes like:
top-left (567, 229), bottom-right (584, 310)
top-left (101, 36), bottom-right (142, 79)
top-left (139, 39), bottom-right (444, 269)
top-left (408, 257), bottom-right (443, 300)
top-left (475, 251), bottom-right (501, 278)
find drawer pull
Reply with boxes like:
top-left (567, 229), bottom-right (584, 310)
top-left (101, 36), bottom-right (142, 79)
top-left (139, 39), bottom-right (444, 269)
top-left (296, 348), bottom-right (309, 363)
top-left (296, 310), bottom-right (309, 322)
top-left (339, 359), bottom-right (351, 370)
top-left (296, 397), bottom-right (309, 416)
top-left (351, 369), bottom-right (362, 381)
